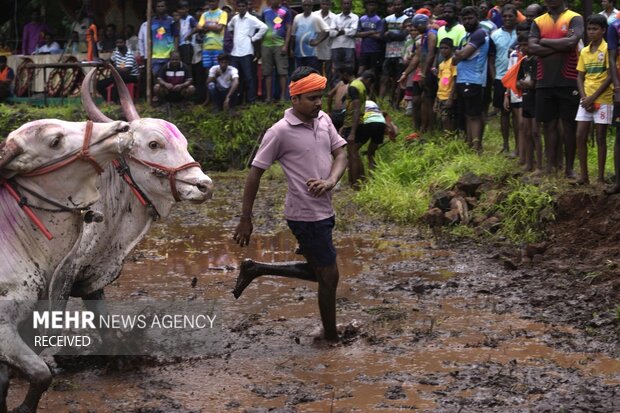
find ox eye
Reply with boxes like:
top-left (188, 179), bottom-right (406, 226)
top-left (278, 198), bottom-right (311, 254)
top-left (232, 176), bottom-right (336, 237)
top-left (49, 137), bottom-right (62, 148)
top-left (148, 141), bottom-right (161, 150)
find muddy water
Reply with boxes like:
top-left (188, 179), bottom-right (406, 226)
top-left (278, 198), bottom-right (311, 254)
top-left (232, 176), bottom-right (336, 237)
top-left (7, 174), bottom-right (620, 412)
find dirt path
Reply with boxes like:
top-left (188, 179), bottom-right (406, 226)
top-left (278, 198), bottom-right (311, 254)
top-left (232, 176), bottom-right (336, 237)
top-left (7, 172), bottom-right (619, 412)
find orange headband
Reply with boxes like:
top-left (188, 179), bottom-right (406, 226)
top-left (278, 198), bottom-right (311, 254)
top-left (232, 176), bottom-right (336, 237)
top-left (289, 73), bottom-right (327, 96)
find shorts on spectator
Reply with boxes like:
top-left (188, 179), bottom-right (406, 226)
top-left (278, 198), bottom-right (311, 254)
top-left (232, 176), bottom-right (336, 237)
top-left (412, 81), bottom-right (422, 97)
top-left (575, 103), bottom-right (612, 125)
top-left (437, 99), bottom-right (455, 119)
top-left (422, 71), bottom-right (438, 98)
top-left (287, 216), bottom-right (337, 267)
top-left (356, 122), bottom-right (386, 145)
top-left (359, 51), bottom-right (383, 76)
top-left (457, 83), bottom-right (484, 117)
top-left (382, 57), bottom-right (404, 79)
top-left (492, 79), bottom-right (507, 110)
top-left (613, 102), bottom-right (620, 126)
top-left (522, 91), bottom-right (536, 118)
top-left (535, 87), bottom-right (580, 123)
top-left (202, 49), bottom-right (222, 68)
top-left (332, 48), bottom-right (356, 71)
top-left (261, 45), bottom-right (288, 76)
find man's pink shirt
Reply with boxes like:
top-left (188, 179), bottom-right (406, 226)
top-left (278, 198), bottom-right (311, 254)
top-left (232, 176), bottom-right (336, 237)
top-left (252, 108), bottom-right (347, 222)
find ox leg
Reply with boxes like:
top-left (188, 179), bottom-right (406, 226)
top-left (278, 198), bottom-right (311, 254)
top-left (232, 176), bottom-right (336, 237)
top-left (233, 259), bottom-right (317, 299)
top-left (0, 363), bottom-right (8, 413)
top-left (0, 331), bottom-right (52, 413)
top-left (81, 290), bottom-right (119, 351)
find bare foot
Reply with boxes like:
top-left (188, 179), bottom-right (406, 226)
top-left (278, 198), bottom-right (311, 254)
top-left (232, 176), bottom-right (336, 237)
top-left (232, 259), bottom-right (260, 299)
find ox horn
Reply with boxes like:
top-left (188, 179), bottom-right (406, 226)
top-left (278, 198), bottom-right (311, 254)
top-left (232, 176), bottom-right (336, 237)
top-left (0, 140), bottom-right (24, 170)
top-left (107, 62), bottom-right (140, 122)
top-left (81, 66), bottom-right (114, 123)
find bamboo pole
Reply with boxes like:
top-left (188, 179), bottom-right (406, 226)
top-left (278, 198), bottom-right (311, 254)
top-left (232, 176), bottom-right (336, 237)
top-left (146, 0), bottom-right (152, 104)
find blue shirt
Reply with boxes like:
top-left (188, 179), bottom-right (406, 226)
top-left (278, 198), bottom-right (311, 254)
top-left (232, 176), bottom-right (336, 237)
top-left (456, 27), bottom-right (489, 86)
top-left (490, 28), bottom-right (517, 79)
top-left (358, 14), bottom-right (383, 54)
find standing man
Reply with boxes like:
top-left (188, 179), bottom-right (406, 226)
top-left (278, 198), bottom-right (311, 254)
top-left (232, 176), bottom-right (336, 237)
top-left (357, 0), bottom-right (384, 81)
top-left (529, 0), bottom-right (583, 177)
top-left (601, 0), bottom-right (619, 24)
top-left (329, 0), bottom-right (359, 78)
top-left (313, 0), bottom-right (336, 83)
top-left (261, 0), bottom-right (293, 102)
top-left (151, 1), bottom-right (179, 76)
top-left (436, 3), bottom-right (466, 57)
top-left (381, 0), bottom-right (408, 106)
top-left (233, 66), bottom-right (347, 343)
top-left (606, 11), bottom-right (620, 193)
top-left (453, 6), bottom-right (490, 153)
top-left (21, 10), bottom-right (51, 55)
top-left (192, 0), bottom-right (228, 75)
top-left (228, 0), bottom-right (268, 105)
top-left (489, 5), bottom-right (518, 154)
top-left (292, 0), bottom-right (330, 71)
top-left (177, 1), bottom-right (197, 67)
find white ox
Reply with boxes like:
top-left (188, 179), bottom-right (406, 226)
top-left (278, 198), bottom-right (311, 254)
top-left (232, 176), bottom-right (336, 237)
top-left (0, 119), bottom-right (133, 413)
top-left (53, 66), bottom-right (213, 318)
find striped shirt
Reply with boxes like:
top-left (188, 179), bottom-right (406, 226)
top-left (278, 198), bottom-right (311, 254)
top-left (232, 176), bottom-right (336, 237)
top-left (111, 49), bottom-right (139, 77)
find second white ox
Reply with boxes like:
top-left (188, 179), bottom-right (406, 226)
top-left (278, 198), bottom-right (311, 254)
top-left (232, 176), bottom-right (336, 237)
top-left (53, 66), bottom-right (214, 311)
top-left (0, 119), bottom-right (133, 413)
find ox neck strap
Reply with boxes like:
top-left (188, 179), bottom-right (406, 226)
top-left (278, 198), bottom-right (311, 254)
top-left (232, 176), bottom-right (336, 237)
top-left (127, 155), bottom-right (200, 203)
top-left (0, 178), bottom-right (102, 241)
top-left (113, 157), bottom-right (160, 221)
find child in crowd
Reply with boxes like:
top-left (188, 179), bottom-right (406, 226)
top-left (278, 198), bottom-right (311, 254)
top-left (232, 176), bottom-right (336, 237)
top-left (575, 14), bottom-right (613, 185)
top-left (435, 37), bottom-right (456, 132)
top-left (516, 33), bottom-right (542, 173)
top-left (504, 39), bottom-right (523, 164)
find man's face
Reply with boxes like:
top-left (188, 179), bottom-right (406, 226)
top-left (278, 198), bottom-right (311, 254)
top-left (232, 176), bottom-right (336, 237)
top-left (393, 0), bottom-right (403, 14)
top-left (320, 0), bottom-right (331, 12)
top-left (366, 2), bottom-right (377, 14)
top-left (442, 6), bottom-right (455, 22)
top-left (302, 0), bottom-right (313, 13)
top-left (587, 23), bottom-right (605, 42)
top-left (602, 0), bottom-right (611, 8)
top-left (207, 0), bottom-right (218, 10)
top-left (512, 0), bottom-right (523, 8)
top-left (462, 13), bottom-right (479, 32)
top-left (237, 1), bottom-right (248, 15)
top-left (292, 90), bottom-right (324, 119)
top-left (479, 3), bottom-right (489, 18)
top-left (170, 53), bottom-right (181, 66)
top-left (502, 10), bottom-right (516, 29)
top-left (219, 59), bottom-right (229, 71)
top-left (342, 0), bottom-right (352, 13)
top-left (156, 2), bottom-right (167, 15)
top-left (525, 5), bottom-right (540, 22)
top-left (116, 39), bottom-right (126, 50)
top-left (105, 26), bottom-right (115, 37)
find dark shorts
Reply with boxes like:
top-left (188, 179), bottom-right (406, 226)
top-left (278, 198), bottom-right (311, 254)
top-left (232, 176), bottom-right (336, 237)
top-left (287, 216), bottom-right (337, 268)
top-left (359, 51), bottom-right (383, 76)
top-left (382, 57), bottom-right (404, 79)
top-left (522, 90), bottom-right (536, 118)
top-left (613, 103), bottom-right (620, 126)
top-left (492, 79), bottom-right (507, 110)
top-left (411, 81), bottom-right (423, 97)
top-left (356, 122), bottom-right (385, 145)
top-left (457, 83), bottom-right (484, 117)
top-left (535, 87), bottom-right (580, 123)
top-left (332, 48), bottom-right (356, 71)
top-left (422, 71), bottom-right (438, 98)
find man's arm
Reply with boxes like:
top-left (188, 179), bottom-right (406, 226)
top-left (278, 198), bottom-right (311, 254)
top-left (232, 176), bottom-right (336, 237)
top-left (306, 146), bottom-right (348, 197)
top-left (233, 166), bottom-right (266, 246)
top-left (539, 16), bottom-right (584, 51)
top-left (252, 17), bottom-right (268, 41)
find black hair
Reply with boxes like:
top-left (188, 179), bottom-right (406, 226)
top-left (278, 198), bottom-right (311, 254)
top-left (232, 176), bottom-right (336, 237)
top-left (461, 6), bottom-right (479, 18)
top-left (443, 2), bottom-right (457, 11)
top-left (236, 0), bottom-right (248, 4)
top-left (403, 17), bottom-right (413, 25)
top-left (217, 52), bottom-right (231, 61)
top-left (586, 13), bottom-right (608, 29)
top-left (290, 66), bottom-right (320, 82)
top-left (360, 70), bottom-right (376, 82)
top-left (501, 4), bottom-right (517, 16)
top-left (439, 37), bottom-right (454, 48)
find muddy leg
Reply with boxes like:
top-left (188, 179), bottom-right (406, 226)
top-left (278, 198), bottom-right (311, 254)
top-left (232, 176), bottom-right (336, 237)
top-left (315, 262), bottom-right (339, 342)
top-left (0, 364), bottom-right (8, 413)
top-left (81, 289), bottom-right (118, 347)
top-left (233, 259), bottom-right (317, 299)
top-left (606, 129), bottom-right (620, 194)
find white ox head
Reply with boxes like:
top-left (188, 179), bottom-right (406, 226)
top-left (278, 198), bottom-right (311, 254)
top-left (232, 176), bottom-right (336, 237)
top-left (82, 65), bottom-right (213, 217)
top-left (0, 119), bottom-right (132, 207)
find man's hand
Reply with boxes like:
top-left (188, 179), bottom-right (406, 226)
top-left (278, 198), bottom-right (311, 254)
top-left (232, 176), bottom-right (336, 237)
top-left (582, 96), bottom-right (595, 111)
top-left (306, 178), bottom-right (334, 197)
top-left (233, 218), bottom-right (253, 247)
top-left (280, 45), bottom-right (287, 56)
top-left (347, 131), bottom-right (356, 144)
top-left (223, 96), bottom-right (230, 111)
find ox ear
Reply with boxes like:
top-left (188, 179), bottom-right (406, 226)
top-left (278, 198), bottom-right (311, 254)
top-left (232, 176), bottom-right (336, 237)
top-left (0, 139), bottom-right (24, 172)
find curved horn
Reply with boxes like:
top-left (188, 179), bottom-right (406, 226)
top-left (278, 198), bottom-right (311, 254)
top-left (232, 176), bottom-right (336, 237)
top-left (107, 62), bottom-right (140, 122)
top-left (0, 140), bottom-right (24, 170)
top-left (81, 66), bottom-right (114, 122)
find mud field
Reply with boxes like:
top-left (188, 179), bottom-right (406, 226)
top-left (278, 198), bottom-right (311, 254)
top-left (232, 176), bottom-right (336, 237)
top-left (7, 171), bottom-right (620, 412)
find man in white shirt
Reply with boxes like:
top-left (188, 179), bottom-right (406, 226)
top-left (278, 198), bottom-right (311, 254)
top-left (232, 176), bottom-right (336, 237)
top-left (312, 0), bottom-right (336, 82)
top-left (228, 0), bottom-right (268, 104)
top-left (177, 1), bottom-right (197, 66)
top-left (600, 0), bottom-right (619, 24)
top-left (207, 53), bottom-right (239, 111)
top-left (329, 0), bottom-right (358, 74)
top-left (292, 0), bottom-right (329, 72)
top-left (35, 33), bottom-right (62, 54)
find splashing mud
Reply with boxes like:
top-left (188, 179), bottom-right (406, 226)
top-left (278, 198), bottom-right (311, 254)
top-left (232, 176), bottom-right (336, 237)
top-left (7, 172), bottom-right (620, 412)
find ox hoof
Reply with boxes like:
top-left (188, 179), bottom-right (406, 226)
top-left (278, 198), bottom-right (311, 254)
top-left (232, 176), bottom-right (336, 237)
top-left (232, 259), bottom-right (259, 299)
